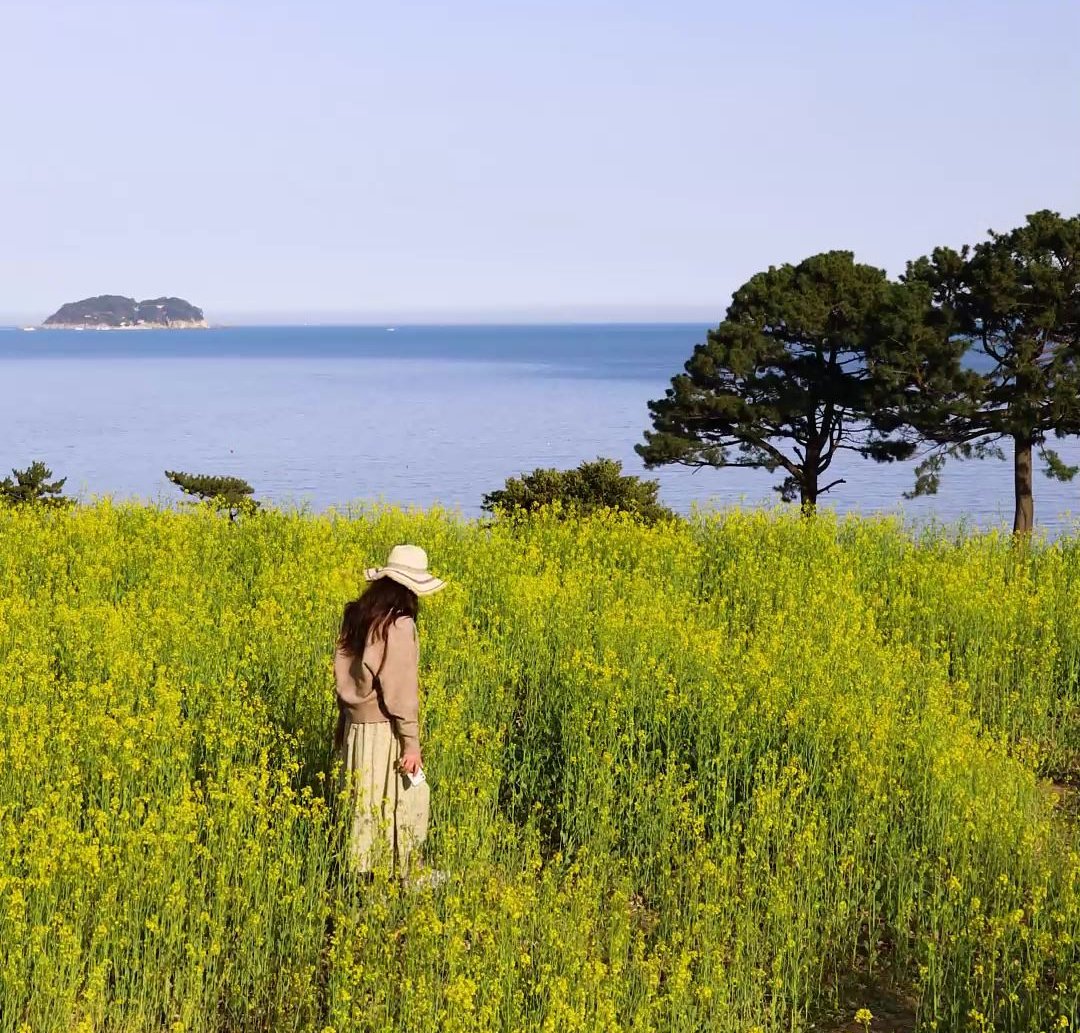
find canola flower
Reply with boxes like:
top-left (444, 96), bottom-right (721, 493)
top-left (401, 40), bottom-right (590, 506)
top-left (3, 500), bottom-right (1080, 1031)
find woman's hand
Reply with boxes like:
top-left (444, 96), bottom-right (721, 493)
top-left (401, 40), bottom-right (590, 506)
top-left (400, 749), bottom-right (423, 775)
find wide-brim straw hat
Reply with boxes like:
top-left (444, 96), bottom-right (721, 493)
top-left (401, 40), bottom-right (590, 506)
top-left (364, 544), bottom-right (446, 596)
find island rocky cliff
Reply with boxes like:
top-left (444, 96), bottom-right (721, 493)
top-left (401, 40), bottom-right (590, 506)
top-left (42, 295), bottom-right (208, 329)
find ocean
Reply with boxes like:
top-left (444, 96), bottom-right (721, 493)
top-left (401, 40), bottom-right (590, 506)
top-left (3, 323), bottom-right (1079, 532)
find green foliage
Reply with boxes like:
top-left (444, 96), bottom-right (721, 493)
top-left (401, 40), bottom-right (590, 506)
top-left (482, 457), bottom-right (673, 523)
top-left (165, 470), bottom-right (258, 520)
top-left (136, 297), bottom-right (204, 323)
top-left (1043, 447), bottom-right (1079, 482)
top-left (0, 460), bottom-right (72, 508)
top-left (904, 441), bottom-right (1006, 500)
top-left (638, 251), bottom-right (936, 509)
top-left (898, 209), bottom-right (1080, 532)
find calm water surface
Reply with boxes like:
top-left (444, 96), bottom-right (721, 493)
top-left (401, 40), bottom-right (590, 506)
top-left (3, 324), bottom-right (1079, 532)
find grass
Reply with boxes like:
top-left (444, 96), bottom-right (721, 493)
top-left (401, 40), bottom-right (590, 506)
top-left (3, 501), bottom-right (1080, 1032)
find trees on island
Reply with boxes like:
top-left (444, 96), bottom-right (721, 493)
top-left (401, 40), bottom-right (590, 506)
top-left (641, 209), bottom-right (1080, 533)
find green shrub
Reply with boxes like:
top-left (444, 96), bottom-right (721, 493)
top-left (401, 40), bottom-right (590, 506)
top-left (482, 457), bottom-right (674, 524)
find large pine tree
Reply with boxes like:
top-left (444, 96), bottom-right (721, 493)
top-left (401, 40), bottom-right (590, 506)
top-left (897, 210), bottom-right (1080, 533)
top-left (638, 251), bottom-right (932, 509)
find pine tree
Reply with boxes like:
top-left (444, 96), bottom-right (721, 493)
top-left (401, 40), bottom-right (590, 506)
top-left (165, 471), bottom-right (258, 521)
top-left (898, 210), bottom-right (1080, 533)
top-left (638, 252), bottom-right (935, 510)
top-left (0, 461), bottom-right (72, 508)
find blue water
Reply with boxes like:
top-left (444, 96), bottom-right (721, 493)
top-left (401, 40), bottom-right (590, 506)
top-left (3, 323), bottom-right (1079, 532)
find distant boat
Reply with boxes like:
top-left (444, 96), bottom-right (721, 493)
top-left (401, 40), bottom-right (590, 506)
top-left (20, 326), bottom-right (35, 332)
top-left (386, 327), bottom-right (397, 332)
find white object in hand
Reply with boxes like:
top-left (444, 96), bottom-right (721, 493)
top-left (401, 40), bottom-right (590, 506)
top-left (407, 767), bottom-right (427, 787)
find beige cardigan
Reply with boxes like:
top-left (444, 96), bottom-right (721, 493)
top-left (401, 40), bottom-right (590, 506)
top-left (334, 615), bottom-right (421, 753)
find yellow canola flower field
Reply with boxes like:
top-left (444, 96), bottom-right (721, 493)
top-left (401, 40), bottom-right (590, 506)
top-left (3, 501), bottom-right (1080, 1033)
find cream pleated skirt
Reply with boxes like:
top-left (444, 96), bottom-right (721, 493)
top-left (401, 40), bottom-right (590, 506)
top-left (338, 720), bottom-right (430, 873)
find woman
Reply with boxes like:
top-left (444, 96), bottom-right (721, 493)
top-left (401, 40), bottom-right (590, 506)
top-left (334, 544), bottom-right (445, 876)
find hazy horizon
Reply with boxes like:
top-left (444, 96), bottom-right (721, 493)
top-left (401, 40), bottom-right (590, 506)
top-left (0, 304), bottom-right (721, 328)
top-left (2, 0), bottom-right (1078, 323)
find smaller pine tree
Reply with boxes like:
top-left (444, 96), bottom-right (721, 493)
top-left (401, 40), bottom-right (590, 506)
top-left (0, 461), bottom-right (72, 508)
top-left (165, 470), bottom-right (258, 521)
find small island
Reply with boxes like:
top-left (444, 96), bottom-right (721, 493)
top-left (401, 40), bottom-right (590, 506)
top-left (41, 295), bottom-right (208, 329)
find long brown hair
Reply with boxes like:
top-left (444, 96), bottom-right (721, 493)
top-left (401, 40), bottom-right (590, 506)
top-left (337, 578), bottom-right (419, 656)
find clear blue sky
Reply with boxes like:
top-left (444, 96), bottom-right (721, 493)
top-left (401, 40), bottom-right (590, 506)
top-left (2, 0), bottom-right (1078, 324)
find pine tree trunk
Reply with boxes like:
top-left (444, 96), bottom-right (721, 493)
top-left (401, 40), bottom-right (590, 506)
top-left (799, 449), bottom-right (820, 515)
top-left (1013, 434), bottom-right (1034, 535)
